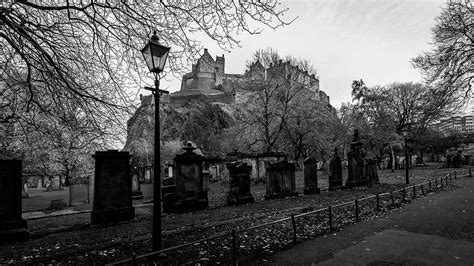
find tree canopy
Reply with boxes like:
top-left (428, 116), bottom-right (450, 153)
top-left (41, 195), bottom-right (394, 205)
top-left (412, 0), bottom-right (473, 106)
top-left (1, 1), bottom-right (292, 135)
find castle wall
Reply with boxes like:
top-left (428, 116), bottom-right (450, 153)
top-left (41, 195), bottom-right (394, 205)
top-left (170, 92), bottom-right (234, 106)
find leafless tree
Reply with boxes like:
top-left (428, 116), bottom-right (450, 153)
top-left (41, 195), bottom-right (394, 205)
top-left (1, 1), bottom-right (293, 139)
top-left (412, 0), bottom-right (473, 106)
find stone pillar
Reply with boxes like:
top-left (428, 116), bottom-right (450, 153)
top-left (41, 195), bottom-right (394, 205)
top-left (303, 157), bottom-right (320, 194)
top-left (265, 161), bottom-right (298, 199)
top-left (91, 150), bottom-right (135, 224)
top-left (226, 162), bottom-right (255, 205)
top-left (329, 148), bottom-right (343, 190)
top-left (0, 160), bottom-right (30, 243)
top-left (163, 142), bottom-right (208, 213)
top-left (345, 130), bottom-right (368, 188)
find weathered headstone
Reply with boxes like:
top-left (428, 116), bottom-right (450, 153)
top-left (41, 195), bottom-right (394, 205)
top-left (345, 130), bottom-right (368, 188)
top-left (365, 158), bottom-right (379, 184)
top-left (52, 176), bottom-right (61, 190)
top-left (69, 177), bottom-right (90, 206)
top-left (91, 150), bottom-right (135, 224)
top-left (303, 157), bottom-right (320, 194)
top-left (227, 162), bottom-right (255, 205)
top-left (0, 160), bottom-right (30, 243)
top-left (131, 173), bottom-right (143, 200)
top-left (163, 142), bottom-right (208, 213)
top-left (37, 178), bottom-right (43, 189)
top-left (329, 148), bottom-right (343, 190)
top-left (265, 161), bottom-right (298, 199)
top-left (22, 183), bottom-right (29, 198)
top-left (145, 167), bottom-right (152, 183)
top-left (202, 170), bottom-right (210, 191)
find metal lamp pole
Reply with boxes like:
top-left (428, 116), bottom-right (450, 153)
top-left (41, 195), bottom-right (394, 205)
top-left (147, 75), bottom-right (169, 251)
top-left (141, 30), bottom-right (170, 251)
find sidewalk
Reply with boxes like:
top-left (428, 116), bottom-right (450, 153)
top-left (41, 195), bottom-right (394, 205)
top-left (255, 176), bottom-right (474, 265)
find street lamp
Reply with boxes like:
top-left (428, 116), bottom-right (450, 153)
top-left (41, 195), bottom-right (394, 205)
top-left (401, 129), bottom-right (409, 184)
top-left (141, 30), bottom-right (170, 251)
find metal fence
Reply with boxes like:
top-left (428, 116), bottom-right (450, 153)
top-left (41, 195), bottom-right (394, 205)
top-left (109, 169), bottom-right (472, 265)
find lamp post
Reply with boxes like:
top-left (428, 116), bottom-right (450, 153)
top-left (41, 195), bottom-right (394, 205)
top-left (141, 30), bottom-right (170, 251)
top-left (401, 129), bottom-right (409, 184)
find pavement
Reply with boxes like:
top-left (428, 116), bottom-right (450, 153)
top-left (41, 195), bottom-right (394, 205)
top-left (255, 175), bottom-right (474, 265)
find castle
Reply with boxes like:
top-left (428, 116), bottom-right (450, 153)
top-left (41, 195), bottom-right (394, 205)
top-left (140, 49), bottom-right (333, 109)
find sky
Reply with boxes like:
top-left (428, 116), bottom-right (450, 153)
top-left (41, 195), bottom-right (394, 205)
top-left (160, 0), bottom-right (446, 109)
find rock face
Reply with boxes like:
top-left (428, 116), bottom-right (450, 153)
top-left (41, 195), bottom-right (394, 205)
top-left (123, 95), bottom-right (235, 165)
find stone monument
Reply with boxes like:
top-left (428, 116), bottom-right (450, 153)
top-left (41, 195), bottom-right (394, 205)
top-left (226, 161), bottom-right (255, 205)
top-left (265, 161), bottom-right (298, 199)
top-left (345, 130), bottom-right (368, 188)
top-left (0, 160), bottom-right (30, 243)
top-left (91, 150), bottom-right (135, 224)
top-left (163, 142), bottom-right (208, 213)
top-left (303, 157), bottom-right (320, 194)
top-left (328, 148), bottom-right (343, 190)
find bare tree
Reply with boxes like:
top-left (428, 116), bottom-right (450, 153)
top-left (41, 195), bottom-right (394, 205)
top-left (412, 0), bottom-right (473, 105)
top-left (1, 1), bottom-right (293, 138)
top-left (237, 48), bottom-right (322, 154)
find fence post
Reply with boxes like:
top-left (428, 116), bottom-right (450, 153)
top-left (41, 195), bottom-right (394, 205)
top-left (232, 229), bottom-right (237, 266)
top-left (328, 206), bottom-right (333, 232)
top-left (445, 176), bottom-right (448, 186)
top-left (440, 178), bottom-right (443, 188)
top-left (291, 214), bottom-right (297, 244)
top-left (428, 181), bottom-right (431, 191)
top-left (435, 179), bottom-right (437, 189)
top-left (355, 199), bottom-right (359, 222)
top-left (390, 192), bottom-right (395, 206)
top-left (413, 185), bottom-right (416, 199)
top-left (376, 193), bottom-right (380, 210)
top-left (420, 184), bottom-right (425, 195)
top-left (469, 168), bottom-right (472, 177)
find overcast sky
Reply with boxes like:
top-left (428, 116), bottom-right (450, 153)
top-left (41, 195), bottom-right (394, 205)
top-left (161, 0), bottom-right (446, 109)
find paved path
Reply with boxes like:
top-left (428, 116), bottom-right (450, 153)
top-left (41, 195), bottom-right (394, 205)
top-left (254, 176), bottom-right (474, 265)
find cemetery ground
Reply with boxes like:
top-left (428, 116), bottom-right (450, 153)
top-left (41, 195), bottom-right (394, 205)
top-left (0, 164), bottom-right (470, 264)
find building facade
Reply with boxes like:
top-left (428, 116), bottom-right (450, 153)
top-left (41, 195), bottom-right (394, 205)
top-left (434, 114), bottom-right (474, 136)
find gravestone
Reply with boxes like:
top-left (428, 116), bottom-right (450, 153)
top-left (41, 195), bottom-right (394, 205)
top-left (52, 177), bottom-right (61, 190)
top-left (163, 142), bottom-right (208, 213)
top-left (328, 148), bottom-right (343, 190)
top-left (22, 183), bottom-right (29, 198)
top-left (226, 162), bottom-right (255, 205)
top-left (91, 150), bottom-right (135, 224)
top-left (37, 179), bottom-right (43, 189)
top-left (202, 170), bottom-right (210, 191)
top-left (265, 161), bottom-right (298, 199)
top-left (365, 158), bottom-right (379, 184)
top-left (69, 177), bottom-right (90, 206)
top-left (131, 173), bottom-right (143, 200)
top-left (303, 157), bottom-right (320, 194)
top-left (345, 130), bottom-right (368, 188)
top-left (0, 160), bottom-right (30, 243)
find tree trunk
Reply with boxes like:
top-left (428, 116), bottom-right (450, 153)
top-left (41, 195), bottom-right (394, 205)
top-left (390, 145), bottom-right (395, 172)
